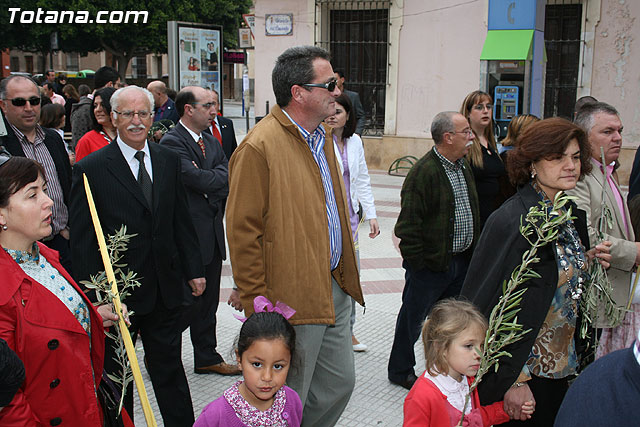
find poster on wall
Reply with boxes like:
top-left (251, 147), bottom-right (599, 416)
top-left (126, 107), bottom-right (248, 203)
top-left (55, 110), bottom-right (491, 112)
top-left (168, 21), bottom-right (223, 97)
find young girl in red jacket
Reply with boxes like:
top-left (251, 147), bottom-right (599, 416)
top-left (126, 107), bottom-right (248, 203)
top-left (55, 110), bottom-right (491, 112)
top-left (403, 299), bottom-right (534, 426)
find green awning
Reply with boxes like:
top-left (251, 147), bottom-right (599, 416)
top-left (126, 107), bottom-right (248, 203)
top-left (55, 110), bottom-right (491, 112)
top-left (480, 30), bottom-right (534, 61)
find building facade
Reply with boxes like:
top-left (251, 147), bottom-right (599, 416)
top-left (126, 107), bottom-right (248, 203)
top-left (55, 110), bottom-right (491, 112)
top-left (252, 0), bottom-right (640, 181)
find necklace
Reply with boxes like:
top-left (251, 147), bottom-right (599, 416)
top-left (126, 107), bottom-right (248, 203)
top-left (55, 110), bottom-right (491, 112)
top-left (555, 230), bottom-right (586, 300)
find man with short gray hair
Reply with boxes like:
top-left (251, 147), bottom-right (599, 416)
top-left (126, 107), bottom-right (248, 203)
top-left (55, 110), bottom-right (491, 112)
top-left (227, 45), bottom-right (362, 426)
top-left (388, 111), bottom-right (480, 390)
top-left (70, 85), bottom-right (204, 426)
top-left (569, 102), bottom-right (637, 351)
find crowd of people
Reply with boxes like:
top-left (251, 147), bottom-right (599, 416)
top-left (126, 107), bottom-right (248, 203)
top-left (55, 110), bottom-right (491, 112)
top-left (0, 44), bottom-right (638, 427)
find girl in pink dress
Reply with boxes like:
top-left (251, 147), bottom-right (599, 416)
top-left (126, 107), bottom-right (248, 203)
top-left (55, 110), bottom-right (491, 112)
top-left (194, 297), bottom-right (302, 427)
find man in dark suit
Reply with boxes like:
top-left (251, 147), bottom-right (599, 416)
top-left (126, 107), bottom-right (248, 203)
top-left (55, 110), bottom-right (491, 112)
top-left (69, 85), bottom-right (205, 427)
top-left (0, 75), bottom-right (73, 273)
top-left (160, 86), bottom-right (240, 376)
top-left (334, 69), bottom-right (366, 135)
top-left (203, 89), bottom-right (237, 161)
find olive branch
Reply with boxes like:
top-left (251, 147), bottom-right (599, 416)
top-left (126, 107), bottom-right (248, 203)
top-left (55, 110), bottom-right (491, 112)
top-left (578, 147), bottom-right (626, 345)
top-left (458, 192), bottom-right (574, 425)
top-left (81, 225), bottom-right (141, 415)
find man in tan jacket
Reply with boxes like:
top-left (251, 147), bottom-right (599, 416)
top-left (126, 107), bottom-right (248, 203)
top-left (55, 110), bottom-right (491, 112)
top-left (569, 102), bottom-right (637, 347)
top-left (226, 45), bottom-right (362, 426)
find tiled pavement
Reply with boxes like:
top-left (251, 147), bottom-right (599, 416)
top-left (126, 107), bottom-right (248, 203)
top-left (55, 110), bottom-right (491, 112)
top-left (133, 169), bottom-right (421, 426)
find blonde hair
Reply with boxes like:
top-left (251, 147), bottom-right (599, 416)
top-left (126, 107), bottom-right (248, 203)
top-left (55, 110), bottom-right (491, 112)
top-left (501, 114), bottom-right (540, 148)
top-left (460, 91), bottom-right (497, 169)
top-left (422, 299), bottom-right (488, 376)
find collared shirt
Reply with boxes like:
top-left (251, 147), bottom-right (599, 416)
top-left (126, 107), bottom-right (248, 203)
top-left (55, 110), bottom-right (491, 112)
top-left (433, 146), bottom-right (473, 253)
top-left (116, 137), bottom-right (153, 182)
top-left (634, 328), bottom-right (640, 366)
top-left (12, 124), bottom-right (68, 235)
top-left (592, 158), bottom-right (629, 235)
top-left (179, 119), bottom-right (202, 143)
top-left (282, 109), bottom-right (342, 269)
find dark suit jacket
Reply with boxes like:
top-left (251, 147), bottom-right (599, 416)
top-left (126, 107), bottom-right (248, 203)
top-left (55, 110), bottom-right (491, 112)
top-left (155, 97), bottom-right (180, 125)
top-left (69, 141), bottom-right (204, 316)
top-left (160, 123), bottom-right (228, 265)
top-left (1, 121), bottom-right (71, 209)
top-left (344, 89), bottom-right (366, 135)
top-left (204, 116), bottom-right (237, 161)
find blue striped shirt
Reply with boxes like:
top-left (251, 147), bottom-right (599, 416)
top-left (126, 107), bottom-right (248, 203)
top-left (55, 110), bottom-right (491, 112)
top-left (282, 110), bottom-right (342, 269)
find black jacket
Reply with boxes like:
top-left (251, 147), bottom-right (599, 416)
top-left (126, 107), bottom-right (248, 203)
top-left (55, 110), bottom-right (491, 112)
top-left (461, 183), bottom-right (591, 405)
top-left (69, 141), bottom-right (204, 315)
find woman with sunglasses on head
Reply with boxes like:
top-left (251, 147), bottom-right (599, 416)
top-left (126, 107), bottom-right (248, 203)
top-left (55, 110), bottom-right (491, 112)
top-left (75, 87), bottom-right (117, 162)
top-left (325, 93), bottom-right (380, 352)
top-left (0, 153), bottom-right (130, 425)
top-left (460, 90), bottom-right (506, 228)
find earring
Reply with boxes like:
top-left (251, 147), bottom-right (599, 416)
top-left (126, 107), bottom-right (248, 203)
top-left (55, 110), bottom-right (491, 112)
top-left (530, 167), bottom-right (536, 179)
top-left (1, 224), bottom-right (6, 231)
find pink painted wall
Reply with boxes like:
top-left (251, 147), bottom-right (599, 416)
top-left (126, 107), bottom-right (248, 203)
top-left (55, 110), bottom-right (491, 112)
top-left (591, 0), bottom-right (640, 148)
top-left (253, 0), bottom-right (315, 118)
top-left (394, 1), bottom-right (488, 138)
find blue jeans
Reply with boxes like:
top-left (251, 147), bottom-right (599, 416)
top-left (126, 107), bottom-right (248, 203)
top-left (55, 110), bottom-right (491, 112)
top-left (387, 255), bottom-right (469, 381)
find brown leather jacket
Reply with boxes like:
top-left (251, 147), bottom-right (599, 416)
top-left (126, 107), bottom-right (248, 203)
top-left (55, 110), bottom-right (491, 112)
top-left (226, 106), bottom-right (363, 325)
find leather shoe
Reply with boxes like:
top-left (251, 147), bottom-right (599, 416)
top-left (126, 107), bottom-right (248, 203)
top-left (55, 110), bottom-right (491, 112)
top-left (194, 362), bottom-right (241, 376)
top-left (389, 373), bottom-right (418, 390)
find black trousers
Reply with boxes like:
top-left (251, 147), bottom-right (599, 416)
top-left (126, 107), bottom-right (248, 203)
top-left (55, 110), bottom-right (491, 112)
top-left (104, 297), bottom-right (194, 427)
top-left (188, 246), bottom-right (224, 368)
top-left (388, 255), bottom-right (469, 382)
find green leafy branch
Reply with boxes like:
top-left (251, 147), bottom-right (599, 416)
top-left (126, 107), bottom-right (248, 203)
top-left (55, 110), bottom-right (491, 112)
top-left (81, 225), bottom-right (141, 415)
top-left (578, 147), bottom-right (626, 344)
top-left (458, 192), bottom-right (574, 425)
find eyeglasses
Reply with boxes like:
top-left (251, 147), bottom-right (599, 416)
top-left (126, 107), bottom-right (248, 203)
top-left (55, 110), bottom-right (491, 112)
top-left (113, 110), bottom-right (152, 120)
top-left (472, 104), bottom-right (493, 111)
top-left (190, 102), bottom-right (215, 109)
top-left (301, 79), bottom-right (338, 92)
top-left (450, 129), bottom-right (474, 136)
top-left (0, 146), bottom-right (12, 169)
top-left (6, 96), bottom-right (41, 107)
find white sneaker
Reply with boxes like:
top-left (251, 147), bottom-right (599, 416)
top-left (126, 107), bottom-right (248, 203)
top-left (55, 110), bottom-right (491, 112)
top-left (353, 343), bottom-right (368, 352)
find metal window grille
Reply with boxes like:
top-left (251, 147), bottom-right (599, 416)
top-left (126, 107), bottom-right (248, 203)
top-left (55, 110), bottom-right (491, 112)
top-left (316, 1), bottom-right (389, 135)
top-left (544, 4), bottom-right (582, 119)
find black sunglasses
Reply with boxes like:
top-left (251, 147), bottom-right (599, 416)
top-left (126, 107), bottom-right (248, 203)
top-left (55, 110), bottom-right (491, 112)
top-left (301, 80), bottom-right (338, 92)
top-left (7, 96), bottom-right (41, 107)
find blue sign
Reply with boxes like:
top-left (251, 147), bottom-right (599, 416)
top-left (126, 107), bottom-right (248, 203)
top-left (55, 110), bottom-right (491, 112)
top-left (489, 0), bottom-right (538, 30)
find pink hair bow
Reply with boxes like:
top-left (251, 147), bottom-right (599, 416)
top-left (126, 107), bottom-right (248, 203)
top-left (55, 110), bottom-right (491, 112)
top-left (234, 296), bottom-right (296, 322)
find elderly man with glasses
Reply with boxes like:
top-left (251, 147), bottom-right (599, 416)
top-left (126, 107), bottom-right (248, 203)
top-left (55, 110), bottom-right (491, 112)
top-left (388, 111), bottom-right (480, 390)
top-left (226, 45), bottom-right (362, 426)
top-left (69, 85), bottom-right (205, 427)
top-left (0, 75), bottom-right (73, 274)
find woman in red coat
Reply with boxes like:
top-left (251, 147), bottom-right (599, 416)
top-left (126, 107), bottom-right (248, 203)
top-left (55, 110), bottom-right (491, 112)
top-left (0, 154), bottom-right (123, 426)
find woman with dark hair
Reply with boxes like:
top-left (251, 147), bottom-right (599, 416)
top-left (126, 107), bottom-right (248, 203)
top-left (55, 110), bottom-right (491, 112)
top-left (39, 103), bottom-right (66, 139)
top-left (460, 90), bottom-right (506, 227)
top-left (460, 118), bottom-right (612, 426)
top-left (62, 84), bottom-right (80, 133)
top-left (325, 93), bottom-right (379, 352)
top-left (75, 86), bottom-right (117, 161)
top-left (0, 153), bottom-right (126, 425)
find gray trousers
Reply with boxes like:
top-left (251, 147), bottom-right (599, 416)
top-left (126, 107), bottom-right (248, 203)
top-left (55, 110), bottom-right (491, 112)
top-left (287, 277), bottom-right (355, 427)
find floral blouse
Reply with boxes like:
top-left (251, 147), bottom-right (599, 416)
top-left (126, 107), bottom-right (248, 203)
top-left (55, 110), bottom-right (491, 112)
top-left (522, 186), bottom-right (589, 380)
top-left (4, 243), bottom-right (91, 336)
top-left (224, 381), bottom-right (289, 426)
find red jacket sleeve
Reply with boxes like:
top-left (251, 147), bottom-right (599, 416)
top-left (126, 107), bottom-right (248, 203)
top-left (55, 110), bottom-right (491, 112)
top-left (404, 375), bottom-right (451, 427)
top-left (471, 385), bottom-right (510, 426)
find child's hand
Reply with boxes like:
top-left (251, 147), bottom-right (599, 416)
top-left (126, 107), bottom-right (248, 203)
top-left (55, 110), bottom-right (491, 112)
top-left (520, 401), bottom-right (535, 419)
